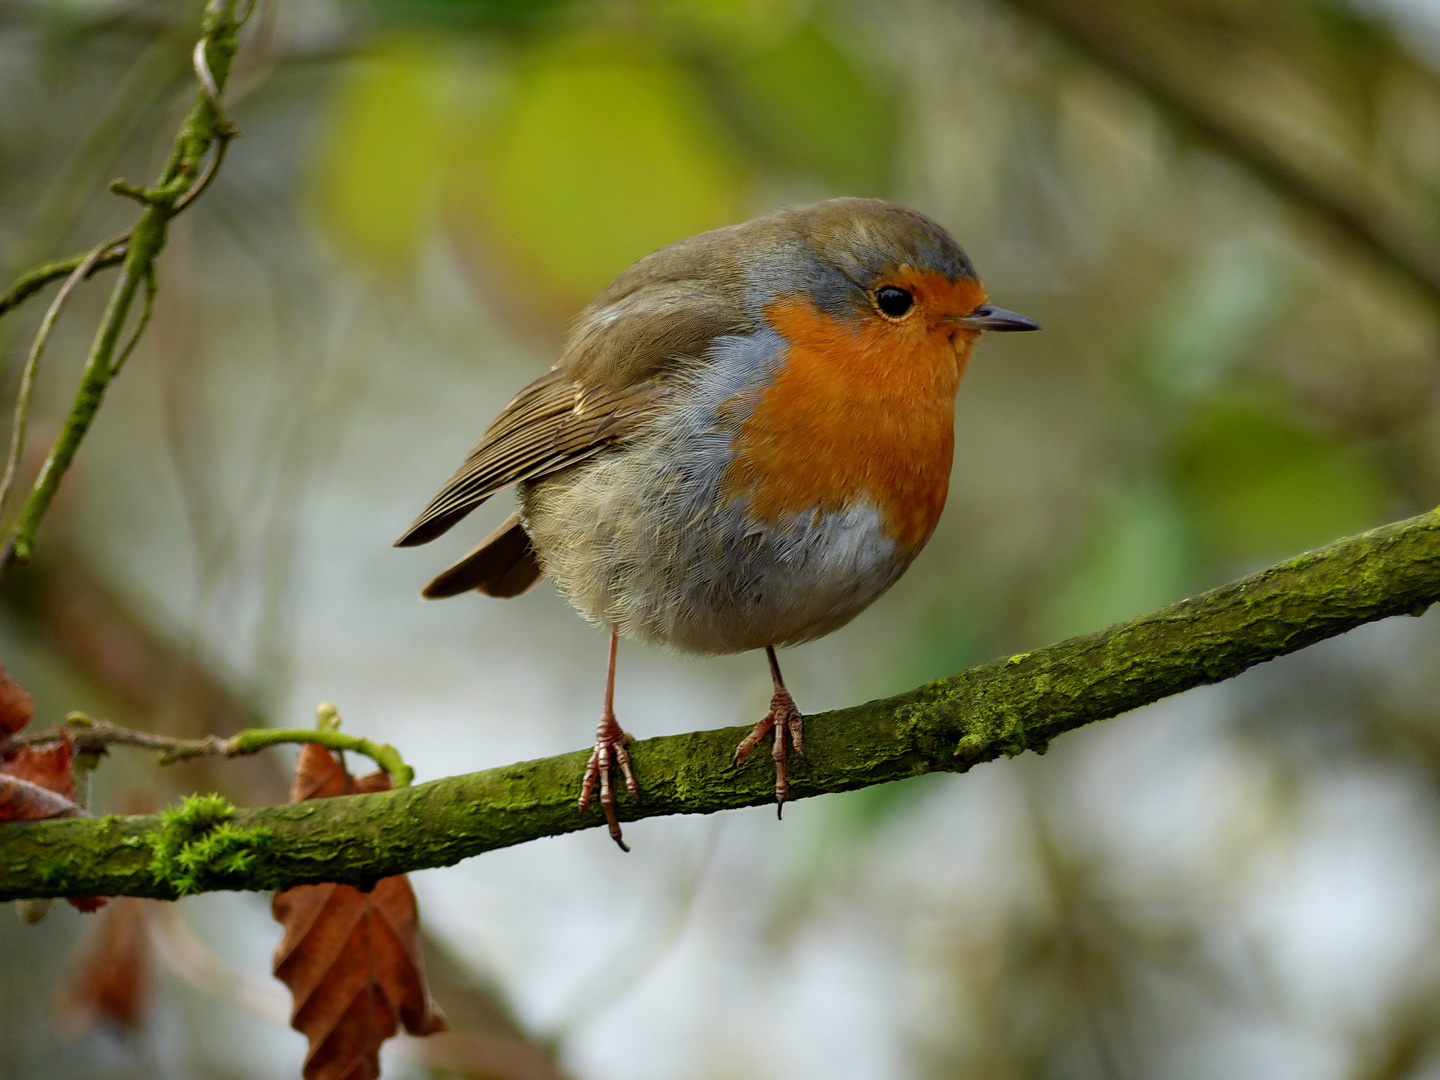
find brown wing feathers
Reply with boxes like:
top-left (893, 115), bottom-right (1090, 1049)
top-left (420, 511), bottom-right (542, 599)
top-left (397, 273), bottom-right (752, 596)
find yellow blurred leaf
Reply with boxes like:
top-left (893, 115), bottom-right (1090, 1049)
top-left (310, 41), bottom-right (451, 270)
top-left (444, 35), bottom-right (748, 323)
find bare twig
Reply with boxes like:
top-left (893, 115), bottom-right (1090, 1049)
top-left (0, 240), bottom-right (129, 322)
top-left (0, 0), bottom-right (251, 575)
top-left (16, 704), bottom-right (414, 789)
top-left (0, 238), bottom-right (120, 523)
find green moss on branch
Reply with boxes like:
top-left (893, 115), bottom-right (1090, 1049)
top-left (4, 508), bottom-right (1440, 901)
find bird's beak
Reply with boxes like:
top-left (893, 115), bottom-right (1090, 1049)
top-left (950, 304), bottom-right (1041, 332)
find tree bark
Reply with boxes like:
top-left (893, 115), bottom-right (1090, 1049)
top-left (4, 508), bottom-right (1440, 902)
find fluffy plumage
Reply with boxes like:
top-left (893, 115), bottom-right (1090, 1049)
top-left (398, 197), bottom-right (1037, 842)
top-left (398, 197), bottom-right (985, 655)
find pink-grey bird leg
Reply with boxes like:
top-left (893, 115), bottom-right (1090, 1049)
top-left (579, 628), bottom-right (639, 850)
top-left (733, 646), bottom-right (805, 816)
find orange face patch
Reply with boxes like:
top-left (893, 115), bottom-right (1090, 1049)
top-left (721, 271), bottom-right (986, 553)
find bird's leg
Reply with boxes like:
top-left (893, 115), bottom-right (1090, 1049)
top-left (579, 628), bottom-right (638, 851)
top-left (733, 646), bottom-right (805, 816)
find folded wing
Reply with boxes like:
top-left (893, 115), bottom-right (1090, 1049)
top-left (395, 280), bottom-right (752, 558)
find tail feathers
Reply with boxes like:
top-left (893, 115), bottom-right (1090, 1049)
top-left (421, 511), bottom-right (543, 599)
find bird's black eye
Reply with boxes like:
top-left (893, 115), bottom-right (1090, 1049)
top-left (875, 286), bottom-right (914, 318)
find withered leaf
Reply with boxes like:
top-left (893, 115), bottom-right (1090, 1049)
top-left (273, 744), bottom-right (446, 1080)
top-left (0, 772), bottom-right (82, 821)
top-left (63, 896), bottom-right (152, 1030)
top-left (0, 662), bottom-right (34, 737)
top-left (2, 731), bottom-right (76, 801)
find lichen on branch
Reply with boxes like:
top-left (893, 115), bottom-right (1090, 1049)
top-left (3, 507), bottom-right (1439, 902)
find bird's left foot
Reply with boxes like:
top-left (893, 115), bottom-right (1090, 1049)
top-left (734, 686), bottom-right (805, 814)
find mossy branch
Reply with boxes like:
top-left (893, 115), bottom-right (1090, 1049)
top-left (0, 0), bottom-right (248, 575)
top-left (3, 508), bottom-right (1439, 902)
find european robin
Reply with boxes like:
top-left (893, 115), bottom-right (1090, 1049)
top-left (397, 198), bottom-right (1038, 848)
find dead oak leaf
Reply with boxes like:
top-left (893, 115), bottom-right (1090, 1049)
top-left (272, 743), bottom-right (446, 1080)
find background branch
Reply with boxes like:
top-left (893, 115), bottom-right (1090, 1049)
top-left (1004, 0), bottom-right (1440, 305)
top-left (0, 241), bottom-right (129, 321)
top-left (0, 0), bottom-right (249, 574)
top-left (4, 507), bottom-right (1439, 902)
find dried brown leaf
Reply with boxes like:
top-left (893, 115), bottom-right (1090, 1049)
top-left (0, 663), bottom-right (34, 736)
top-left (2, 731), bottom-right (76, 801)
top-left (63, 896), bottom-right (152, 1030)
top-left (273, 745), bottom-right (446, 1080)
top-left (0, 772), bottom-right (82, 821)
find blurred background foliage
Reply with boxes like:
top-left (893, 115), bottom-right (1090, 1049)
top-left (5, 0), bottom-right (1440, 1077)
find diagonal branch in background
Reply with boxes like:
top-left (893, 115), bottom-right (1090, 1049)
top-left (1003, 0), bottom-right (1440, 307)
top-left (0, 0), bottom-right (250, 575)
top-left (4, 506), bottom-right (1439, 902)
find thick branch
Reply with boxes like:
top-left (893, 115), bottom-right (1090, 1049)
top-left (3, 508), bottom-right (1439, 901)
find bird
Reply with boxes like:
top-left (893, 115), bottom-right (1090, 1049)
top-left (396, 198), bottom-right (1038, 849)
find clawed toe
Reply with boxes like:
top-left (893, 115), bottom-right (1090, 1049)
top-left (580, 718), bottom-right (639, 851)
top-left (734, 684), bottom-right (805, 815)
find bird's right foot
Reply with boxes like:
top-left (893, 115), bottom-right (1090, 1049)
top-left (579, 713), bottom-right (638, 851)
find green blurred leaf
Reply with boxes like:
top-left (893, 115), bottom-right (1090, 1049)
top-left (445, 35), bottom-right (748, 314)
top-left (1145, 237), bottom-right (1290, 399)
top-left (1170, 402), bottom-right (1391, 565)
top-left (351, 0), bottom-right (577, 32)
top-left (310, 42), bottom-right (451, 269)
top-left (1040, 483), bottom-right (1197, 642)
top-left (649, 0), bottom-right (812, 52)
top-left (726, 18), bottom-right (895, 191)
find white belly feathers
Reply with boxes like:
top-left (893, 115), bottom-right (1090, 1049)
top-left (519, 330), bottom-right (920, 655)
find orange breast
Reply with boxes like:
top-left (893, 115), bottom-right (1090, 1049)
top-left (721, 275), bottom-right (982, 553)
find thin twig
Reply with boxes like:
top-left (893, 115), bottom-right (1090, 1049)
top-left (0, 239), bottom-right (117, 523)
top-left (191, 36), bottom-right (225, 116)
top-left (171, 35), bottom-right (239, 214)
top-left (15, 707), bottom-right (415, 789)
top-left (109, 266), bottom-right (156, 376)
top-left (0, 0), bottom-right (251, 574)
top-left (0, 239), bottom-right (129, 322)
top-left (170, 136), bottom-right (231, 213)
